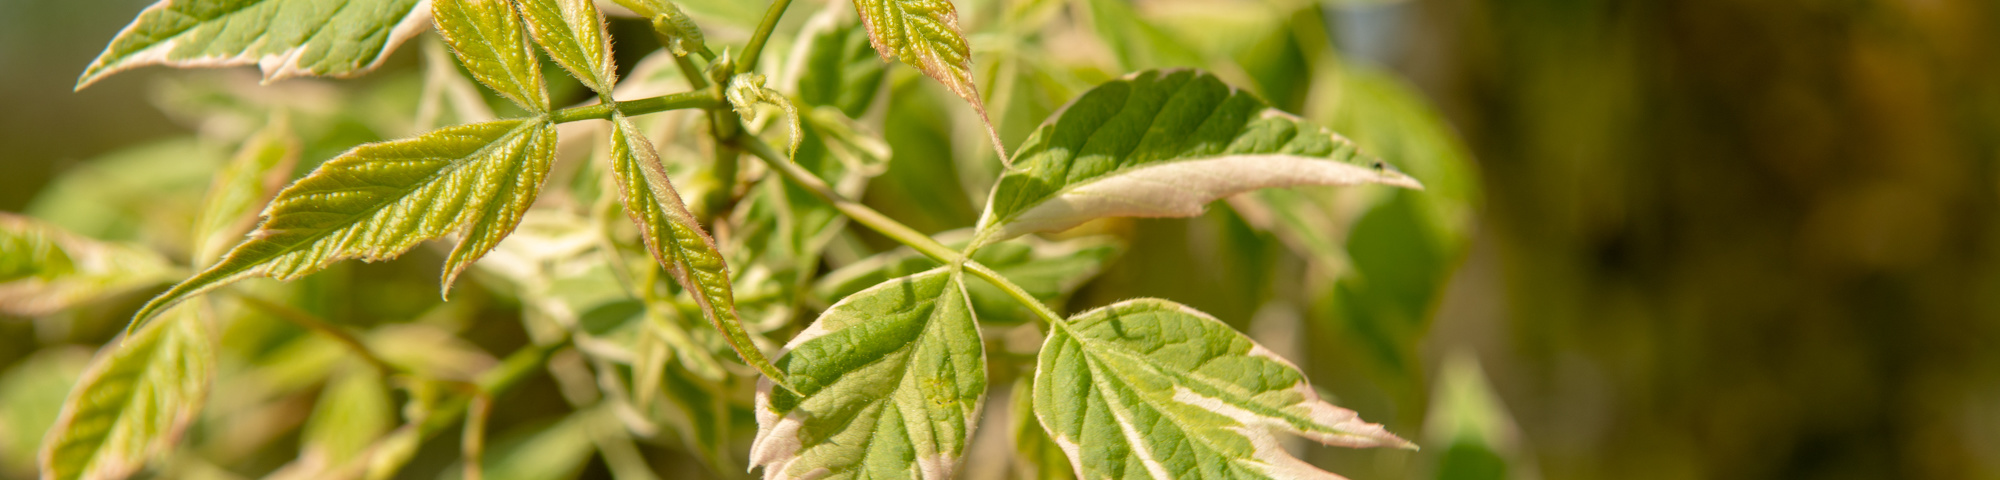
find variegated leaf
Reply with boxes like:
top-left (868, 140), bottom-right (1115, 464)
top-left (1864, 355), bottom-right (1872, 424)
top-left (751, 268), bottom-right (986, 480)
top-left (75, 0), bottom-right (431, 89)
top-left (977, 69), bottom-right (1422, 243)
top-left (1033, 299), bottom-right (1412, 479)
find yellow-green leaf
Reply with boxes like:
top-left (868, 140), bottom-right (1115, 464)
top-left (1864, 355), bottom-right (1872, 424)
top-left (0, 214), bottom-right (176, 317)
top-left (851, 0), bottom-right (1006, 159)
top-left (40, 305), bottom-right (215, 480)
top-left (192, 117), bottom-right (299, 267)
top-left (516, 0), bottom-right (619, 94)
top-left (607, 113), bottom-right (792, 391)
top-left (75, 0), bottom-right (430, 90)
top-left (132, 118), bottom-right (558, 328)
top-left (435, 0), bottom-right (551, 111)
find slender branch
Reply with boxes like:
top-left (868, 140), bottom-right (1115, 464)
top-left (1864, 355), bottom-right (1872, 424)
top-left (462, 392), bottom-right (491, 480)
top-left (738, 0), bottom-right (797, 74)
top-left (226, 290), bottom-right (403, 376)
top-left (550, 88), bottom-right (722, 123)
top-left (734, 135), bottom-right (1073, 331)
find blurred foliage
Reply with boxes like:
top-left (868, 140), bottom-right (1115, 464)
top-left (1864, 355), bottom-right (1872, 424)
top-left (2, 0), bottom-right (1995, 478)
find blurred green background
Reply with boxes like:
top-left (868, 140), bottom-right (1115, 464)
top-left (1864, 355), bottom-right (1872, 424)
top-left (4, 0), bottom-right (1999, 479)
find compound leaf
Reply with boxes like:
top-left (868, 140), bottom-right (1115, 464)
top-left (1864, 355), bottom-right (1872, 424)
top-left (0, 214), bottom-right (176, 317)
top-left (1033, 299), bottom-right (1412, 479)
top-left (40, 305), bottom-right (215, 480)
top-left (750, 268), bottom-right (986, 480)
top-left (608, 113), bottom-right (792, 390)
top-left (815, 233), bottom-right (1121, 325)
top-left (75, 0), bottom-right (430, 90)
top-left (977, 69), bottom-right (1422, 242)
top-left (850, 0), bottom-right (1005, 158)
top-left (435, 0), bottom-right (551, 111)
top-left (516, 0), bottom-right (618, 94)
top-left (132, 118), bottom-right (558, 327)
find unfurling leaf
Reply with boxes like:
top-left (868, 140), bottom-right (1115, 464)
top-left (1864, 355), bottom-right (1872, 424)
top-left (435, 0), bottom-right (551, 111)
top-left (0, 214), bottom-right (176, 317)
top-left (977, 69), bottom-right (1423, 243)
top-left (40, 305), bottom-right (215, 480)
top-left (751, 268), bottom-right (986, 480)
top-left (850, 0), bottom-right (1006, 161)
top-left (1033, 299), bottom-right (1413, 479)
top-left (516, 0), bottom-right (619, 94)
top-left (75, 0), bottom-right (430, 90)
top-left (616, 0), bottom-right (711, 58)
top-left (727, 73), bottom-right (804, 157)
top-left (131, 118), bottom-right (557, 327)
top-left (192, 118), bottom-right (299, 267)
top-left (608, 113), bottom-right (793, 391)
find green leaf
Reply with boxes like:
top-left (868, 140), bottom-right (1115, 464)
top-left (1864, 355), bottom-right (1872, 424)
top-left (1010, 376), bottom-right (1075, 480)
top-left (608, 113), bottom-right (793, 390)
top-left (75, 0), bottom-right (430, 90)
top-left (795, 8), bottom-right (888, 118)
top-left (815, 232), bottom-right (1121, 325)
top-left (1425, 353), bottom-right (1522, 480)
top-left (1033, 299), bottom-right (1411, 480)
top-left (283, 367), bottom-right (396, 478)
top-left (192, 117), bottom-right (300, 267)
top-left (0, 348), bottom-right (91, 475)
top-left (516, 0), bottom-right (619, 94)
top-left (750, 268), bottom-right (987, 480)
top-left (0, 214), bottom-right (176, 317)
top-left (727, 73), bottom-right (804, 156)
top-left (435, 0), bottom-right (551, 111)
top-left (444, 414), bottom-right (595, 480)
top-left (132, 118), bottom-right (558, 327)
top-left (40, 304), bottom-right (216, 480)
top-left (850, 0), bottom-right (1006, 158)
top-left (976, 69), bottom-right (1422, 243)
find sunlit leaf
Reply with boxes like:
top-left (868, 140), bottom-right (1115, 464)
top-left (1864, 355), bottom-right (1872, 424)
top-left (750, 268), bottom-right (986, 480)
top-left (435, 0), bottom-right (551, 111)
top-left (75, 0), bottom-right (430, 89)
top-left (815, 232), bottom-right (1121, 324)
top-left (40, 305), bottom-right (216, 480)
top-left (132, 118), bottom-right (558, 327)
top-left (0, 214), bottom-right (176, 317)
top-left (516, 0), bottom-right (618, 94)
top-left (192, 117), bottom-right (300, 267)
top-left (850, 0), bottom-right (1006, 159)
top-left (608, 113), bottom-right (793, 390)
top-left (1033, 299), bottom-right (1412, 479)
top-left (728, 72), bottom-right (804, 156)
top-left (977, 69), bottom-right (1422, 243)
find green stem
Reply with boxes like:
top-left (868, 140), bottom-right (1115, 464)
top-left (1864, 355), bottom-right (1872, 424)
top-left (738, 0), bottom-right (796, 74)
top-left (735, 136), bottom-right (1073, 330)
top-left (550, 88), bottom-right (721, 123)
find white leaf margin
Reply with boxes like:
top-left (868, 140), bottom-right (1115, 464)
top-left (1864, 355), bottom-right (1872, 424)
top-left (77, 0), bottom-right (434, 90)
